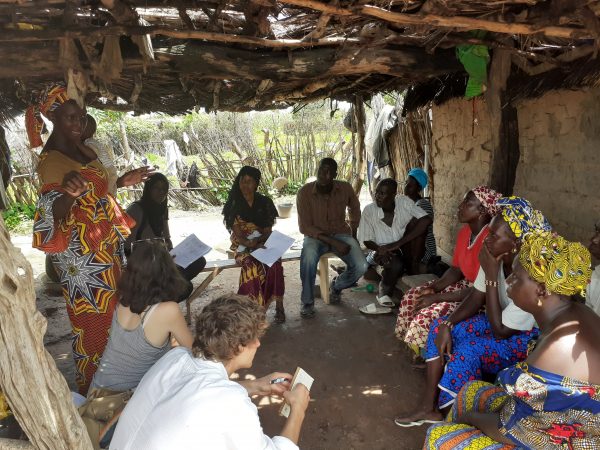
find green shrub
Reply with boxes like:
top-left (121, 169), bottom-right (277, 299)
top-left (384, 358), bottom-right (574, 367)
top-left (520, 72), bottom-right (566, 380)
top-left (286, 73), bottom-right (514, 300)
top-left (3, 203), bottom-right (36, 231)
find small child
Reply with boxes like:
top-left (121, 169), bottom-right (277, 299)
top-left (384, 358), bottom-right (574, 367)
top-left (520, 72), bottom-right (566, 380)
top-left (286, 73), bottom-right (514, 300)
top-left (79, 115), bottom-right (119, 195)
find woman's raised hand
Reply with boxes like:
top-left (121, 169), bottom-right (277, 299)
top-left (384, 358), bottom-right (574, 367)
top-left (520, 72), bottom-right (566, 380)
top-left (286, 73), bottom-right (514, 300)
top-left (61, 171), bottom-right (88, 197)
top-left (118, 166), bottom-right (155, 188)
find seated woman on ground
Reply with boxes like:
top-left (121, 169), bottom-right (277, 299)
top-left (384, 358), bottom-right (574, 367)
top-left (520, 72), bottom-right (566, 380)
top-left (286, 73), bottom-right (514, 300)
top-left (394, 196), bottom-right (551, 427)
top-left (125, 173), bottom-right (206, 300)
top-left (222, 166), bottom-right (285, 323)
top-left (395, 186), bottom-right (502, 364)
top-left (90, 239), bottom-right (193, 393)
top-left (425, 232), bottom-right (600, 449)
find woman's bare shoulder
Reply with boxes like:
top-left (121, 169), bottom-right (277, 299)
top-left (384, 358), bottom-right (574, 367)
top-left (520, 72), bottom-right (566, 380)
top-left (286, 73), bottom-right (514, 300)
top-left (531, 305), bottom-right (600, 383)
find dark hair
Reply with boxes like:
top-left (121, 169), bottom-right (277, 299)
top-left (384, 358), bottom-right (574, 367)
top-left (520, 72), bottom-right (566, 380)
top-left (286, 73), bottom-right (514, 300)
top-left (319, 157), bottom-right (338, 173)
top-left (83, 114), bottom-right (97, 139)
top-left (192, 294), bottom-right (267, 362)
top-left (222, 166), bottom-right (276, 231)
top-left (139, 173), bottom-right (169, 236)
top-left (118, 240), bottom-right (188, 314)
top-left (377, 178), bottom-right (398, 192)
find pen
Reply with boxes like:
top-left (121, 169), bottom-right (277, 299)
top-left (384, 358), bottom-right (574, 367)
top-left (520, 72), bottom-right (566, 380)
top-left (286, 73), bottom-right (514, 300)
top-left (270, 377), bottom-right (290, 385)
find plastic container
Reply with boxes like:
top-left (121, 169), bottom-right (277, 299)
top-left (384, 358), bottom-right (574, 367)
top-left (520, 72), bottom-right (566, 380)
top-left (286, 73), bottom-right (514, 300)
top-left (277, 203), bottom-right (293, 219)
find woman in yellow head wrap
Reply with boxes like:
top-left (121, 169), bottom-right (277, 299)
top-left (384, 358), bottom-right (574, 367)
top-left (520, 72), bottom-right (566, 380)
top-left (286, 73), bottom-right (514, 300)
top-left (424, 232), bottom-right (600, 449)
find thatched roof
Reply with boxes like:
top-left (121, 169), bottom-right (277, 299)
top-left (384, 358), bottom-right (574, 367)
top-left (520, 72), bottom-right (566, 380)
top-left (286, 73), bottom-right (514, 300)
top-left (0, 0), bottom-right (599, 116)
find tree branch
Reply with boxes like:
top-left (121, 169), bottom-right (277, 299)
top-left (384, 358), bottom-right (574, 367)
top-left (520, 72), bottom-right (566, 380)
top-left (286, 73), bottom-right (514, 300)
top-left (279, 0), bottom-right (592, 39)
top-left (0, 24), bottom-right (361, 48)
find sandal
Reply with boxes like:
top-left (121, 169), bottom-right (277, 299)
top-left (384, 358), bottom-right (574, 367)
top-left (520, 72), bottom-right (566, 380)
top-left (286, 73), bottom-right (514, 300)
top-left (359, 303), bottom-right (392, 315)
top-left (394, 418), bottom-right (442, 427)
top-left (274, 308), bottom-right (286, 323)
top-left (376, 295), bottom-right (394, 308)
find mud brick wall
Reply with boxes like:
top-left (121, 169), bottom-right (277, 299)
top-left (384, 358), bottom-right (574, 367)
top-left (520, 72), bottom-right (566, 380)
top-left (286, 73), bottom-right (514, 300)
top-left (513, 88), bottom-right (600, 243)
top-left (430, 98), bottom-right (492, 254)
top-left (429, 88), bottom-right (600, 254)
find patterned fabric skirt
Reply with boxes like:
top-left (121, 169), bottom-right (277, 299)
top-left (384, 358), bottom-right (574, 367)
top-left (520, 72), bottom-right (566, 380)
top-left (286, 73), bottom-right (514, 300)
top-left (53, 245), bottom-right (123, 395)
top-left (424, 381), bottom-right (516, 450)
top-left (425, 314), bottom-right (538, 409)
top-left (395, 279), bottom-right (470, 356)
top-left (235, 252), bottom-right (284, 308)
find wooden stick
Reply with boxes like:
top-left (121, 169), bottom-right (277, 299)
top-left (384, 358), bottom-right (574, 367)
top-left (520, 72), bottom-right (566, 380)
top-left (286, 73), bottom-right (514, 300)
top-left (0, 24), bottom-right (361, 48)
top-left (279, 0), bottom-right (592, 39)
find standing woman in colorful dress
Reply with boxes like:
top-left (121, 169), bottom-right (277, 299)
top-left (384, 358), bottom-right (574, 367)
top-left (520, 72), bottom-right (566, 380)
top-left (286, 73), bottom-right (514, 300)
top-left (28, 85), bottom-right (151, 394)
top-left (222, 166), bottom-right (285, 322)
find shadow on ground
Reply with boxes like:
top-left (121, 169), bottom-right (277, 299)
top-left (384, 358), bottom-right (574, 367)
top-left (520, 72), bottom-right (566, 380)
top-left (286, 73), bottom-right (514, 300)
top-left (39, 260), bottom-right (429, 450)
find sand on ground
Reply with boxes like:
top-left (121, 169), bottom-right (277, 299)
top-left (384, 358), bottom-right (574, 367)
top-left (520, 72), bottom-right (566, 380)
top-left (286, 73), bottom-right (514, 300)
top-left (13, 192), bottom-right (430, 449)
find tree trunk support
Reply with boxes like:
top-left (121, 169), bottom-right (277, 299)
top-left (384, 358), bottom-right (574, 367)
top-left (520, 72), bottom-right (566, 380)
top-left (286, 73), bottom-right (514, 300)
top-left (0, 217), bottom-right (92, 449)
top-left (351, 96), bottom-right (366, 196)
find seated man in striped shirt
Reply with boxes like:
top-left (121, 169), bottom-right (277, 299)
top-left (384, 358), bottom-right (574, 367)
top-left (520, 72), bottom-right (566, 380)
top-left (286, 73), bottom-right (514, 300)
top-left (402, 168), bottom-right (437, 273)
top-left (357, 175), bottom-right (432, 313)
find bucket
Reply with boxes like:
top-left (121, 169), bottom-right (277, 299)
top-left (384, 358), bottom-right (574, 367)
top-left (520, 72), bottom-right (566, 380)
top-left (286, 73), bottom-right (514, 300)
top-left (277, 203), bottom-right (293, 219)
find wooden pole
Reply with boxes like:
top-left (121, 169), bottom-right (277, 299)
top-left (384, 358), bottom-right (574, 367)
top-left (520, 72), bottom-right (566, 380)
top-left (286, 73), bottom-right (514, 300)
top-left (0, 217), bottom-right (93, 449)
top-left (351, 96), bottom-right (366, 196)
top-left (0, 24), bottom-right (361, 48)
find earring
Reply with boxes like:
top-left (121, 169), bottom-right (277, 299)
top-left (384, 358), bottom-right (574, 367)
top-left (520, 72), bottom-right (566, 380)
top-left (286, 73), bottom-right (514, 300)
top-left (536, 297), bottom-right (543, 307)
top-left (511, 247), bottom-right (518, 254)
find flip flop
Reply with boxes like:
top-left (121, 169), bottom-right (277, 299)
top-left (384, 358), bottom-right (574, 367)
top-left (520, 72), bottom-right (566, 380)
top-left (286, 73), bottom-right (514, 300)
top-left (359, 303), bottom-right (392, 315)
top-left (394, 418), bottom-right (442, 427)
top-left (376, 295), bottom-right (394, 308)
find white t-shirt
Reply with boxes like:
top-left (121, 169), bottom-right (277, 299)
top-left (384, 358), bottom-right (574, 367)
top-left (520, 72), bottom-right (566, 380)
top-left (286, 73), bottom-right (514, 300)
top-left (110, 347), bottom-right (298, 450)
top-left (473, 266), bottom-right (537, 331)
top-left (357, 195), bottom-right (427, 245)
top-left (586, 265), bottom-right (600, 315)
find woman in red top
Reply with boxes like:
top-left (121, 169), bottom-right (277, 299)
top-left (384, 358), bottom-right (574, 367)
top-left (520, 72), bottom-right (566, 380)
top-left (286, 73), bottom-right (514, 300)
top-left (394, 186), bottom-right (501, 361)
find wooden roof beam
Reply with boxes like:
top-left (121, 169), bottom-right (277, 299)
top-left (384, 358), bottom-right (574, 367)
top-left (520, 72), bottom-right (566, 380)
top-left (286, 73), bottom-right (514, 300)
top-left (279, 0), bottom-right (593, 39)
top-left (0, 24), bottom-right (361, 48)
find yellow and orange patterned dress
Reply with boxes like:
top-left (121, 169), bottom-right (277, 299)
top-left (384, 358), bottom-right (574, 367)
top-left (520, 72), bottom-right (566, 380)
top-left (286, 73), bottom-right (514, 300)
top-left (33, 150), bottom-right (133, 394)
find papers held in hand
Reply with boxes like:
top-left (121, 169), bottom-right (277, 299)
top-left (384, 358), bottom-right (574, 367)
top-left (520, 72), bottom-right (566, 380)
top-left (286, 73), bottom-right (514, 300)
top-left (251, 230), bottom-right (295, 267)
top-left (170, 234), bottom-right (211, 269)
top-left (279, 367), bottom-right (314, 418)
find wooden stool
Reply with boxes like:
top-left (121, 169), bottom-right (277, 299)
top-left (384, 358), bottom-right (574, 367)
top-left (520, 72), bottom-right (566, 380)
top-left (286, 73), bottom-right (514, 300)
top-left (317, 252), bottom-right (336, 304)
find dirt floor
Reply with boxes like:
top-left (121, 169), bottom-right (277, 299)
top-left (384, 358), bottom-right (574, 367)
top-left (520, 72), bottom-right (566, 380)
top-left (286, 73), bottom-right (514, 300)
top-left (14, 196), bottom-right (431, 450)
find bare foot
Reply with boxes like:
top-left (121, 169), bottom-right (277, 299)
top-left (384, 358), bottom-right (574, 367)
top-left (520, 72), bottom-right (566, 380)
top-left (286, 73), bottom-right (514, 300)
top-left (394, 409), bottom-right (443, 427)
top-left (411, 362), bottom-right (427, 371)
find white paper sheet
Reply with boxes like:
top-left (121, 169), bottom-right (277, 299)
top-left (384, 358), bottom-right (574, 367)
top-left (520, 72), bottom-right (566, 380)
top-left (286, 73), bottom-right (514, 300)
top-left (280, 367), bottom-right (314, 418)
top-left (251, 230), bottom-right (295, 267)
top-left (170, 234), bottom-right (212, 269)
top-left (237, 230), bottom-right (262, 253)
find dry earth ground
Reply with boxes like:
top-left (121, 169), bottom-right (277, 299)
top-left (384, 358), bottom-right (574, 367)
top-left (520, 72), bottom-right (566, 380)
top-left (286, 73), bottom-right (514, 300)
top-left (13, 196), bottom-right (430, 449)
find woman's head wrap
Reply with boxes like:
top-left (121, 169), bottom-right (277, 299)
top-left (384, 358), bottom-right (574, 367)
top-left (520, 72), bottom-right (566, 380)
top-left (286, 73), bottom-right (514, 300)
top-left (471, 185), bottom-right (502, 216)
top-left (519, 232), bottom-right (592, 297)
top-left (407, 168), bottom-right (428, 190)
top-left (496, 196), bottom-right (551, 240)
top-left (25, 84), bottom-right (70, 148)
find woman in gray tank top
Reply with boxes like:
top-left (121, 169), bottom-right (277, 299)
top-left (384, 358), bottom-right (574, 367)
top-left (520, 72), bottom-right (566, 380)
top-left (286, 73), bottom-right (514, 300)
top-left (91, 239), bottom-right (194, 392)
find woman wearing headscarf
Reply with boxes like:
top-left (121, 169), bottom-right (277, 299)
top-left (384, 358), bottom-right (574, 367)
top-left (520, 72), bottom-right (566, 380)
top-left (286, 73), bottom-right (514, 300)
top-left (222, 166), bottom-right (285, 322)
top-left (395, 186), bottom-right (502, 362)
top-left (424, 232), bottom-right (599, 449)
top-left (125, 173), bottom-right (206, 300)
top-left (29, 84), bottom-right (151, 394)
top-left (394, 196), bottom-right (550, 427)
top-left (403, 168), bottom-right (437, 273)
